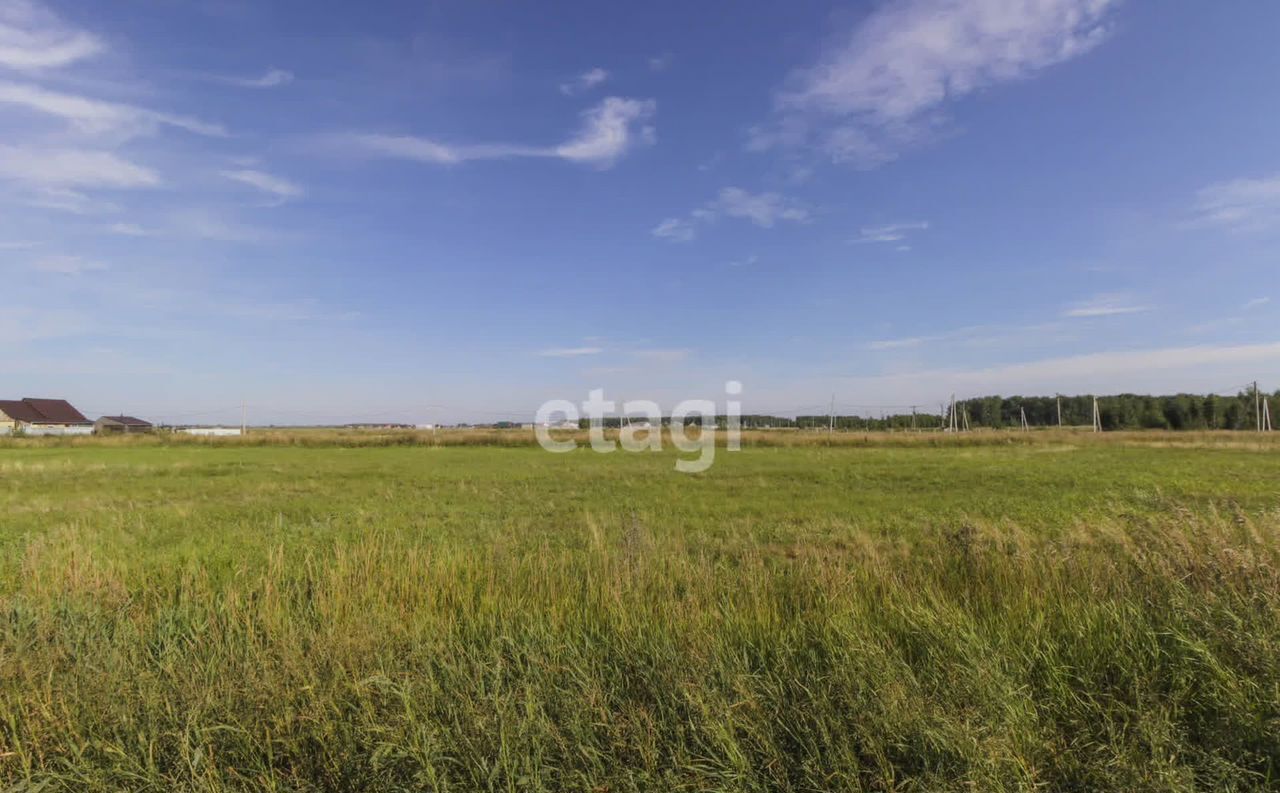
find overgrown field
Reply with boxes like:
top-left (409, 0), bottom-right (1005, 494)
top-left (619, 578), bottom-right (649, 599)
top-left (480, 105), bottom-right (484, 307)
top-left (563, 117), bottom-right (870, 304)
top-left (2, 434), bottom-right (1279, 791)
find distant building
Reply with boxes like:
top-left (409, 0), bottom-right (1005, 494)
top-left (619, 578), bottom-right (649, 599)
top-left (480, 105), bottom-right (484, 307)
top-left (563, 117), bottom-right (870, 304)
top-left (94, 415), bottom-right (154, 434)
top-left (0, 398), bottom-right (93, 435)
top-left (179, 427), bottom-right (242, 437)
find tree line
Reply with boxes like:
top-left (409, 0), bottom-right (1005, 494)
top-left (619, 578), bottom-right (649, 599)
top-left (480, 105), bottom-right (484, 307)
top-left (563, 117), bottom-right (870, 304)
top-left (783, 390), bottom-right (1279, 431)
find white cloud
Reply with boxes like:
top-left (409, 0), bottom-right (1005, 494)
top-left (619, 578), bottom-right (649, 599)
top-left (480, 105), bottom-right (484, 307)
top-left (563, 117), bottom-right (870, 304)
top-left (705, 187), bottom-right (809, 228)
top-left (538, 346), bottom-right (603, 358)
top-left (648, 53), bottom-right (673, 72)
top-left (1194, 174), bottom-right (1280, 232)
top-left (0, 0), bottom-right (103, 71)
top-left (554, 97), bottom-right (657, 167)
top-left (0, 79), bottom-right (226, 138)
top-left (652, 187), bottom-right (809, 242)
top-left (559, 67), bottom-right (608, 96)
top-left (221, 168), bottom-right (304, 200)
top-left (105, 222), bottom-right (155, 236)
top-left (755, 0), bottom-right (1119, 166)
top-left (651, 217), bottom-right (695, 242)
top-left (32, 254), bottom-right (106, 274)
top-left (1062, 293), bottom-right (1150, 318)
top-left (0, 239), bottom-right (37, 249)
top-left (0, 145), bottom-right (160, 189)
top-left (346, 96), bottom-right (655, 170)
top-left (853, 221), bottom-right (929, 243)
top-left (632, 348), bottom-right (691, 363)
top-left (224, 68), bottom-right (293, 89)
top-left (1244, 296), bottom-right (1271, 310)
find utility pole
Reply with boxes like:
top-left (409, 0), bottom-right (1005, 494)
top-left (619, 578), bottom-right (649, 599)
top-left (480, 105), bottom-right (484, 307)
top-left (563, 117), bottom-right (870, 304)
top-left (1264, 397), bottom-right (1273, 431)
top-left (911, 406), bottom-right (917, 432)
top-left (1255, 381), bottom-right (1262, 433)
top-left (241, 401), bottom-right (247, 436)
top-left (1020, 406), bottom-right (1029, 431)
top-left (1092, 397), bottom-right (1101, 432)
top-left (1056, 396), bottom-right (1062, 428)
top-left (828, 394), bottom-right (835, 435)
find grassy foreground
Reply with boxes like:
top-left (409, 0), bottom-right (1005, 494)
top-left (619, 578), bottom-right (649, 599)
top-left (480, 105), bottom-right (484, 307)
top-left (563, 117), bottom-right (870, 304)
top-left (2, 434), bottom-right (1279, 790)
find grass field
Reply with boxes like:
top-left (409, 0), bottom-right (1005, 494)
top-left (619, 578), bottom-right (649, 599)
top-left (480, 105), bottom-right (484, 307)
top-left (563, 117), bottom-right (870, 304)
top-left (2, 432), bottom-right (1279, 791)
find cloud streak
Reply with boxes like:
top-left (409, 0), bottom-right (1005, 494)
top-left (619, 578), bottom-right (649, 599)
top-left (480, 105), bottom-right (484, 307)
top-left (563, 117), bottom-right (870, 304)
top-left (559, 67), bottom-right (608, 96)
top-left (653, 187), bottom-right (809, 242)
top-left (1193, 173), bottom-right (1280, 232)
top-left (0, 0), bottom-right (103, 71)
top-left (853, 221), bottom-right (928, 243)
top-left (0, 79), bottom-right (226, 138)
top-left (346, 97), bottom-right (656, 170)
top-left (0, 144), bottom-right (160, 189)
top-left (752, 0), bottom-right (1119, 167)
top-left (538, 346), bottom-right (603, 358)
top-left (1062, 293), bottom-right (1150, 318)
top-left (221, 168), bottom-right (304, 200)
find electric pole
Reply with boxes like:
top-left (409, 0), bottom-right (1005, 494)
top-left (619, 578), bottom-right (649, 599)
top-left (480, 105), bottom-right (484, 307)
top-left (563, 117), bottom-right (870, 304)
top-left (828, 394), bottom-right (835, 435)
top-left (1255, 381), bottom-right (1262, 433)
top-left (241, 401), bottom-right (247, 436)
top-left (1056, 396), bottom-right (1062, 428)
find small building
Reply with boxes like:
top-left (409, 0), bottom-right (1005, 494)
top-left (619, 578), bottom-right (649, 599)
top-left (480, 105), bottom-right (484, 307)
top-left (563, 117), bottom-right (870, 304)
top-left (0, 398), bottom-right (93, 436)
top-left (179, 427), bottom-right (242, 436)
top-left (95, 415), bottom-right (154, 435)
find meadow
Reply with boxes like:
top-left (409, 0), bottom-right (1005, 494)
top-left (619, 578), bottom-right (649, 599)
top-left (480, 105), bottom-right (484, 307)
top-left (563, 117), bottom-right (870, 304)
top-left (1, 431), bottom-right (1279, 791)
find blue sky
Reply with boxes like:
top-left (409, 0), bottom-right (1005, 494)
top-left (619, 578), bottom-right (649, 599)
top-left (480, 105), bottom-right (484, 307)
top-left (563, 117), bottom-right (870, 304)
top-left (2, 0), bottom-right (1280, 424)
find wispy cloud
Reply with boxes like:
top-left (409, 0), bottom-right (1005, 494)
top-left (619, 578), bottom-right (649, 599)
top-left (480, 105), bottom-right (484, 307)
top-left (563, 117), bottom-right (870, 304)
top-left (1062, 293), bottom-right (1151, 318)
top-left (0, 79), bottom-right (226, 138)
top-left (853, 221), bottom-right (928, 243)
top-left (651, 217), bottom-right (695, 242)
top-left (653, 187), bottom-right (809, 242)
top-left (648, 53), bottom-right (673, 72)
top-left (559, 67), bottom-right (608, 96)
top-left (707, 187), bottom-right (809, 227)
top-left (346, 96), bottom-right (656, 170)
top-left (32, 254), bottom-right (106, 274)
top-left (1193, 173), bottom-right (1280, 232)
top-left (538, 346), bottom-right (603, 358)
top-left (221, 68), bottom-right (294, 89)
top-left (1244, 296), bottom-right (1271, 310)
top-left (0, 0), bottom-right (104, 71)
top-left (221, 168), bottom-right (304, 201)
top-left (0, 144), bottom-right (160, 189)
top-left (105, 222), bottom-right (156, 237)
top-left (751, 0), bottom-right (1119, 167)
top-left (632, 348), bottom-right (691, 363)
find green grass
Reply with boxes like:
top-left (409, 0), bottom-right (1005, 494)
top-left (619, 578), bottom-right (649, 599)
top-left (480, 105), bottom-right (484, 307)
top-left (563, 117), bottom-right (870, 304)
top-left (2, 435), bottom-right (1279, 790)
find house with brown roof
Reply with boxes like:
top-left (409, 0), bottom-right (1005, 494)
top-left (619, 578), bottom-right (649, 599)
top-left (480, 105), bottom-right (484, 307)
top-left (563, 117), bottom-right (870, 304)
top-left (94, 415), bottom-right (154, 434)
top-left (0, 398), bottom-right (93, 436)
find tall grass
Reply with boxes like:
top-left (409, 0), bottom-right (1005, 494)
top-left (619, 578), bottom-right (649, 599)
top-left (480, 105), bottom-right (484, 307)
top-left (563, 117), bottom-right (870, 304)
top-left (1, 440), bottom-right (1278, 790)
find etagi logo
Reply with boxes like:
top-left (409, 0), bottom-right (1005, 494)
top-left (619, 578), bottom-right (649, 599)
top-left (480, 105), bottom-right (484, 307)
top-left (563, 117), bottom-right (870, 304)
top-left (535, 381), bottom-right (742, 473)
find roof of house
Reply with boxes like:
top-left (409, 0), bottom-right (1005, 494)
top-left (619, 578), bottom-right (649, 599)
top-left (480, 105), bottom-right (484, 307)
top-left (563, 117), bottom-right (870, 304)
top-left (23, 398), bottom-right (90, 425)
top-left (98, 415), bottom-right (152, 427)
top-left (0, 398), bottom-right (91, 425)
top-left (0, 400), bottom-right (43, 423)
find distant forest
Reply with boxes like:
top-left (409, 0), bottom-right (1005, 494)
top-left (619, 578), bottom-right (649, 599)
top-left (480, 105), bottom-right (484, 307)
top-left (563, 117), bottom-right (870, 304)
top-left (586, 391), bottom-right (1274, 429)
top-left (580, 391), bottom-right (1278, 431)
top-left (777, 391), bottom-right (1280, 431)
